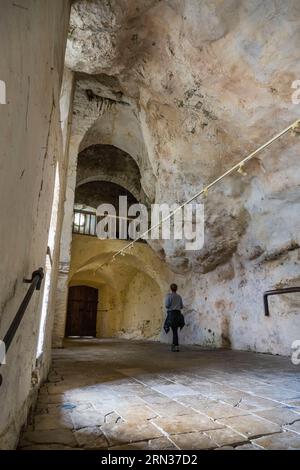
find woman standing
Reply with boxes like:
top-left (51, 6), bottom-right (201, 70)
top-left (164, 284), bottom-right (185, 352)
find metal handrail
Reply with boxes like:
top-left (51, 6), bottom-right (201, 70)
top-left (0, 268), bottom-right (44, 387)
top-left (263, 286), bottom-right (300, 316)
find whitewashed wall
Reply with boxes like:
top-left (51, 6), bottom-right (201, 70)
top-left (0, 0), bottom-right (71, 449)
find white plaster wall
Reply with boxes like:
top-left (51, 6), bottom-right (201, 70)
top-left (0, 0), bottom-right (71, 449)
top-left (38, 68), bottom-right (74, 377)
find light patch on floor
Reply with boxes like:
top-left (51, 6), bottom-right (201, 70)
top-left (18, 339), bottom-right (300, 450)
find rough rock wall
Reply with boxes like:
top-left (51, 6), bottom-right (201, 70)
top-left (0, 0), bottom-right (71, 449)
top-left (65, 0), bottom-right (300, 355)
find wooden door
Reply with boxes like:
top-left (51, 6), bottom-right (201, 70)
top-left (66, 286), bottom-right (98, 337)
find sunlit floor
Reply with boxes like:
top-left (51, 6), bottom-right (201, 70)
top-left (19, 339), bottom-right (300, 450)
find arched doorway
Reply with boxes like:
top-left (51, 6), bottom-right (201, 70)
top-left (66, 237), bottom-right (173, 342)
top-left (65, 285), bottom-right (98, 337)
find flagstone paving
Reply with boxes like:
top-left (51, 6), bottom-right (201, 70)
top-left (18, 339), bottom-right (300, 450)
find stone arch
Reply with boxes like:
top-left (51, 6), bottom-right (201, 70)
top-left (76, 144), bottom-right (150, 205)
top-left (74, 180), bottom-right (138, 211)
top-left (69, 238), bottom-right (172, 291)
top-left (68, 238), bottom-right (174, 341)
top-left (78, 104), bottom-right (156, 201)
top-left (77, 175), bottom-right (142, 202)
top-left (68, 270), bottom-right (121, 340)
top-left (54, 80), bottom-right (157, 347)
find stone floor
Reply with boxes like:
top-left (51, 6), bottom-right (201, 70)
top-left (19, 339), bottom-right (300, 450)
